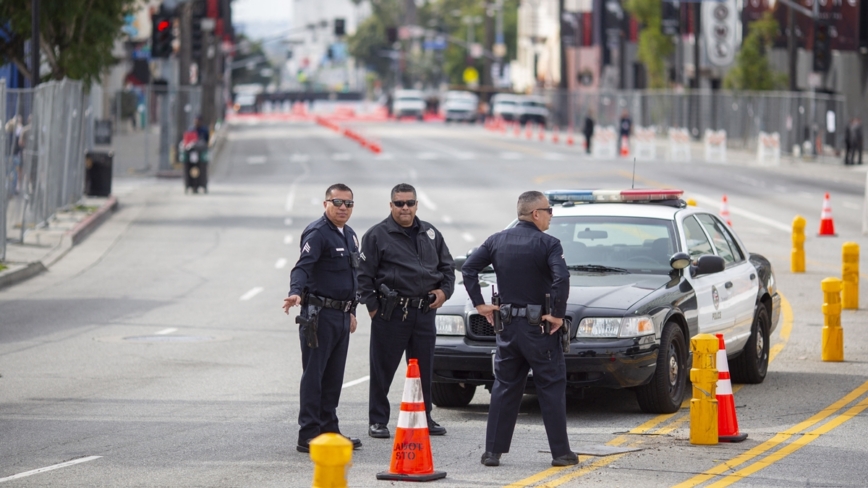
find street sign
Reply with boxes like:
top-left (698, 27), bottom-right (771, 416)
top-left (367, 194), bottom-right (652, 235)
top-left (470, 43), bottom-right (483, 59)
top-left (423, 38), bottom-right (447, 51)
top-left (463, 67), bottom-right (479, 84)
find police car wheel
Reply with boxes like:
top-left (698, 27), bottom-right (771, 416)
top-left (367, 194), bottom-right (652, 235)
top-left (730, 304), bottom-right (770, 385)
top-left (431, 382), bottom-right (476, 408)
top-left (634, 323), bottom-right (687, 414)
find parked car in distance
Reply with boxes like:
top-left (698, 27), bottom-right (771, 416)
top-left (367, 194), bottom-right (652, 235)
top-left (491, 93), bottom-right (521, 121)
top-left (516, 95), bottom-right (549, 126)
top-left (443, 91), bottom-right (479, 123)
top-left (392, 89), bottom-right (426, 120)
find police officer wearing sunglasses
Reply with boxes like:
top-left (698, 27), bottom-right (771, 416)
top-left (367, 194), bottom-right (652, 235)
top-left (462, 191), bottom-right (578, 468)
top-left (359, 183), bottom-right (455, 439)
top-left (283, 183), bottom-right (363, 453)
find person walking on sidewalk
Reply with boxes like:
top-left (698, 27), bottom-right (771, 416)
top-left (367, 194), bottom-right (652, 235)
top-left (359, 183), bottom-right (455, 440)
top-left (462, 191), bottom-right (578, 468)
top-left (619, 109), bottom-right (632, 143)
top-left (583, 111), bottom-right (595, 155)
top-left (283, 183), bottom-right (363, 454)
top-left (847, 118), bottom-right (863, 165)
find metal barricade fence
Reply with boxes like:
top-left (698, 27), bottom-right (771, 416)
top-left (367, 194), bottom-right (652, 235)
top-left (539, 89), bottom-right (847, 155)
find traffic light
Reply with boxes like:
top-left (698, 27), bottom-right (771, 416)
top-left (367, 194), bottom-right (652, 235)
top-left (151, 14), bottom-right (174, 58)
top-left (334, 18), bottom-right (345, 37)
top-left (813, 22), bottom-right (831, 73)
top-left (386, 26), bottom-right (398, 44)
top-left (191, 17), bottom-right (203, 60)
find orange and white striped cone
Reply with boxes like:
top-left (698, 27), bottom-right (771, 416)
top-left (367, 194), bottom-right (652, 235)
top-left (566, 124), bottom-right (574, 146)
top-left (720, 195), bottom-right (732, 227)
top-left (538, 123), bottom-right (546, 142)
top-left (552, 126), bottom-right (560, 144)
top-left (818, 192), bottom-right (836, 236)
top-left (526, 122), bottom-right (533, 140)
top-left (715, 334), bottom-right (748, 442)
top-left (513, 121), bottom-right (521, 138)
top-left (376, 359), bottom-right (446, 482)
top-left (620, 135), bottom-right (630, 157)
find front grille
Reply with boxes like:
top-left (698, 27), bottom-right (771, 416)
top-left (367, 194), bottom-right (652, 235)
top-left (469, 314), bottom-right (495, 338)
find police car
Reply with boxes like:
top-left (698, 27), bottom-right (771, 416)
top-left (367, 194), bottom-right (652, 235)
top-left (433, 189), bottom-right (780, 414)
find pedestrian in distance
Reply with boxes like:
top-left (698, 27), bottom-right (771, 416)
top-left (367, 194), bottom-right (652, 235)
top-left (844, 117), bottom-right (853, 165)
top-left (848, 117), bottom-right (863, 165)
top-left (583, 111), bottom-right (595, 154)
top-left (283, 183), bottom-right (363, 454)
top-left (619, 109), bottom-right (632, 143)
top-left (193, 115), bottom-right (210, 144)
top-left (462, 191), bottom-right (578, 468)
top-left (359, 183), bottom-right (455, 440)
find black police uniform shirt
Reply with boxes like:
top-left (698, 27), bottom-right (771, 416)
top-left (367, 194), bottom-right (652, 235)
top-left (358, 215), bottom-right (455, 312)
top-left (289, 214), bottom-right (359, 311)
top-left (462, 220), bottom-right (569, 318)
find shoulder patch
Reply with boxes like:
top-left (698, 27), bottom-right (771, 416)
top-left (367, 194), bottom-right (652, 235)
top-left (302, 242), bottom-right (311, 253)
top-left (426, 228), bottom-right (436, 240)
top-left (360, 252), bottom-right (366, 261)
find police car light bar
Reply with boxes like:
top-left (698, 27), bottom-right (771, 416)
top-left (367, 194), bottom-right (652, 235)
top-left (545, 189), bottom-right (684, 204)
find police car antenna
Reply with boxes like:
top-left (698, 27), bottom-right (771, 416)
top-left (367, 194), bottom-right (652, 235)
top-left (631, 157), bottom-right (636, 189)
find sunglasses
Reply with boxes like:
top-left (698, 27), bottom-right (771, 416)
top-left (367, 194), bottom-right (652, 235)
top-left (327, 199), bottom-right (354, 208)
top-left (532, 207), bottom-right (553, 215)
top-left (392, 200), bottom-right (417, 208)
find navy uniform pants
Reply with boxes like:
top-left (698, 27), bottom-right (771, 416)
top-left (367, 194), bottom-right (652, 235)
top-left (369, 306), bottom-right (436, 426)
top-left (298, 308), bottom-right (350, 444)
top-left (486, 317), bottom-right (571, 458)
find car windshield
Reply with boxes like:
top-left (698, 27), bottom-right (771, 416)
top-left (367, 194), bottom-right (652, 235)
top-left (397, 97), bottom-right (423, 102)
top-left (494, 101), bottom-right (516, 106)
top-left (545, 215), bottom-right (678, 274)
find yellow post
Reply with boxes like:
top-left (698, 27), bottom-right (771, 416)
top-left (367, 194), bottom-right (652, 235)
top-left (791, 215), bottom-right (806, 273)
top-left (821, 277), bottom-right (844, 362)
top-left (842, 242), bottom-right (859, 310)
top-left (686, 198), bottom-right (697, 207)
top-left (310, 433), bottom-right (352, 488)
top-left (689, 333), bottom-right (719, 445)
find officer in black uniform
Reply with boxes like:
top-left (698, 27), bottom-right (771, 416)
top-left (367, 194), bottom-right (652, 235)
top-left (359, 183), bottom-right (455, 439)
top-left (462, 190), bottom-right (578, 467)
top-left (283, 183), bottom-right (362, 453)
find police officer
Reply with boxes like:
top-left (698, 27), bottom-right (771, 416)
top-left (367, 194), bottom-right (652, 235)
top-left (282, 183), bottom-right (362, 453)
top-left (462, 191), bottom-right (577, 467)
top-left (359, 183), bottom-right (454, 439)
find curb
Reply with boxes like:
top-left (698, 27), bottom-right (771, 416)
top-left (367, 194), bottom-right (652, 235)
top-left (0, 196), bottom-right (119, 290)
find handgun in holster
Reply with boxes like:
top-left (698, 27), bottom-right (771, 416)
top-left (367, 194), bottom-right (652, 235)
top-left (491, 286), bottom-right (503, 334)
top-left (378, 283), bottom-right (398, 320)
top-left (543, 294), bottom-right (552, 335)
top-left (295, 291), bottom-right (321, 348)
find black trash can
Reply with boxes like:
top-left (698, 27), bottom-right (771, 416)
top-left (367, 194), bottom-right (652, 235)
top-left (183, 142), bottom-right (209, 194)
top-left (85, 151), bottom-right (113, 197)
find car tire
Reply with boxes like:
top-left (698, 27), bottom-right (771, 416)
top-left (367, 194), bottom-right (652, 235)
top-left (730, 304), bottom-right (770, 384)
top-left (635, 323), bottom-right (688, 414)
top-left (431, 382), bottom-right (476, 407)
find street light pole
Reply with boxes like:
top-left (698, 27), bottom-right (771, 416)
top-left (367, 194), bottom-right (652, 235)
top-left (30, 0), bottom-right (39, 86)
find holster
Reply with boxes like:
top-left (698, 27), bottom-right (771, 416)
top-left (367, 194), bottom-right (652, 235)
top-left (295, 303), bottom-right (321, 348)
top-left (560, 317), bottom-right (572, 353)
top-left (492, 290), bottom-right (503, 334)
top-left (526, 305), bottom-right (543, 326)
top-left (378, 283), bottom-right (398, 320)
top-left (498, 304), bottom-right (512, 326)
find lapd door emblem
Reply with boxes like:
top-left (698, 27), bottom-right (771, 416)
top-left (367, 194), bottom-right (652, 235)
top-left (712, 286), bottom-right (720, 310)
top-left (427, 228), bottom-right (436, 240)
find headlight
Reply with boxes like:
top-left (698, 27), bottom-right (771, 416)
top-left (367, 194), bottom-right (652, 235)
top-left (435, 315), bottom-right (466, 336)
top-left (577, 315), bottom-right (655, 338)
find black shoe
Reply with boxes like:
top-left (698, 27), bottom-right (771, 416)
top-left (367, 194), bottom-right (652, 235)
top-left (297, 435), bottom-right (361, 452)
top-left (428, 419), bottom-right (446, 436)
top-left (344, 436), bottom-right (362, 450)
top-left (369, 423), bottom-right (390, 438)
top-left (551, 452), bottom-right (579, 467)
top-left (481, 451), bottom-right (501, 467)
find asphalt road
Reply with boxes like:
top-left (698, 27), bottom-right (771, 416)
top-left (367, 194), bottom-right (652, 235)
top-left (1, 120), bottom-right (867, 487)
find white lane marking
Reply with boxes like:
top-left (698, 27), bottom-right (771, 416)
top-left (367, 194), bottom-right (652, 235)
top-left (247, 155), bottom-right (267, 164)
top-left (240, 287), bottom-right (264, 301)
top-left (543, 153), bottom-right (563, 160)
top-left (500, 152), bottom-right (522, 160)
top-left (375, 153), bottom-right (395, 160)
top-left (284, 218), bottom-right (293, 225)
top-left (332, 153), bottom-right (351, 161)
top-left (284, 235), bottom-right (294, 244)
top-left (689, 194), bottom-right (790, 232)
top-left (416, 189), bottom-right (437, 211)
top-left (843, 202), bottom-right (860, 210)
top-left (275, 258), bottom-right (288, 269)
top-left (290, 154), bottom-right (310, 163)
top-left (155, 328), bottom-right (177, 335)
top-left (0, 456), bottom-right (102, 483)
top-left (462, 232), bottom-right (474, 242)
top-left (342, 376), bottom-right (370, 389)
top-left (417, 152), bottom-right (439, 160)
top-left (443, 215), bottom-right (453, 224)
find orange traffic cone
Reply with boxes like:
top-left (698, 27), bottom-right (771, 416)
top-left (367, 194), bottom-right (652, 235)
top-left (526, 122), bottom-right (533, 140)
top-left (715, 334), bottom-right (748, 442)
top-left (720, 195), bottom-right (732, 227)
top-left (818, 192), bottom-right (836, 236)
top-left (566, 124), bottom-right (574, 146)
top-left (619, 135), bottom-right (630, 157)
top-left (538, 123), bottom-right (546, 141)
top-left (552, 126), bottom-right (560, 144)
top-left (513, 121), bottom-right (520, 137)
top-left (376, 359), bottom-right (446, 482)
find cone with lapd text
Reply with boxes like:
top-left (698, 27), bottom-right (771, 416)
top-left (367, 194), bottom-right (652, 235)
top-left (376, 359), bottom-right (446, 482)
top-left (715, 334), bottom-right (748, 442)
top-left (818, 192), bottom-right (836, 236)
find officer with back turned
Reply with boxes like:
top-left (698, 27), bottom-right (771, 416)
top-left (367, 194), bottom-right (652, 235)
top-left (462, 190), bottom-right (578, 468)
top-left (359, 183), bottom-right (455, 439)
top-left (282, 183), bottom-right (362, 453)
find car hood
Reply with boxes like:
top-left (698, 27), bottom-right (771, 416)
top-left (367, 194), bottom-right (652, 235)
top-left (443, 272), bottom-right (672, 314)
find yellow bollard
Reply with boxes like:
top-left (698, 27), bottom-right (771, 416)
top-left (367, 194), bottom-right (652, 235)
top-left (821, 277), bottom-right (844, 362)
top-left (310, 433), bottom-right (352, 488)
top-left (689, 333), bottom-right (719, 445)
top-left (686, 198), bottom-right (697, 207)
top-left (842, 242), bottom-right (859, 310)
top-left (791, 215), bottom-right (806, 273)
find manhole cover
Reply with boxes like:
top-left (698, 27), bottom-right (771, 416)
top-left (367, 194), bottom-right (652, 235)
top-left (122, 335), bottom-right (216, 343)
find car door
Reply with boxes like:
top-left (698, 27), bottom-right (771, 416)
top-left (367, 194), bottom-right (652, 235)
top-left (680, 215), bottom-right (732, 337)
top-left (694, 214), bottom-right (759, 353)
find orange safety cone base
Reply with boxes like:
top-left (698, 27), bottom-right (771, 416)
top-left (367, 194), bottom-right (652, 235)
top-left (376, 470), bottom-right (447, 482)
top-left (719, 432), bottom-right (748, 443)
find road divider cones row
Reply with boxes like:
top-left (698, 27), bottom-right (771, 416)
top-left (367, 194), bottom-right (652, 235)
top-left (313, 116), bottom-right (382, 155)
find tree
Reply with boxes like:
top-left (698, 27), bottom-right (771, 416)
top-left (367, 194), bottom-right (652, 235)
top-left (0, 0), bottom-right (136, 85)
top-left (625, 0), bottom-right (674, 89)
top-left (724, 12), bottom-right (786, 91)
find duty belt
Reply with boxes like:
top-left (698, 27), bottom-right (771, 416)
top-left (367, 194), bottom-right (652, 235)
top-left (397, 295), bottom-right (431, 309)
top-left (308, 294), bottom-right (356, 313)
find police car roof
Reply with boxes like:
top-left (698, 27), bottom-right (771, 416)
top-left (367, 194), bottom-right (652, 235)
top-left (552, 202), bottom-right (681, 220)
top-left (546, 189), bottom-right (685, 220)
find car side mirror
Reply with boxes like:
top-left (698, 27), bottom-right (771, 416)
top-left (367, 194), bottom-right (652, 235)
top-left (670, 252), bottom-right (691, 270)
top-left (453, 248), bottom-right (479, 273)
top-left (690, 255), bottom-right (726, 277)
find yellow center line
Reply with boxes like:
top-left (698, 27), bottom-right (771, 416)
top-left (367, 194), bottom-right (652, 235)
top-left (769, 293), bottom-right (793, 363)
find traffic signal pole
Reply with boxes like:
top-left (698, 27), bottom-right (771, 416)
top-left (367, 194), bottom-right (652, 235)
top-left (30, 0), bottom-right (39, 86)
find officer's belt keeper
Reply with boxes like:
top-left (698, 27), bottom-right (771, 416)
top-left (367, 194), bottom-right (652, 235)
top-left (307, 294), bottom-right (357, 313)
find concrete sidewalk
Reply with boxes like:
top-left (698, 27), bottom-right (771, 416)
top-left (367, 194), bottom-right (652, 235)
top-left (0, 195), bottom-right (118, 290)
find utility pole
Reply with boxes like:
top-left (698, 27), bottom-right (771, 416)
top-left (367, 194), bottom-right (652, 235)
top-left (176, 0), bottom-right (192, 159)
top-left (483, 1), bottom-right (494, 93)
top-left (201, 20), bottom-right (216, 128)
top-left (788, 5), bottom-right (797, 91)
top-left (30, 0), bottom-right (39, 86)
